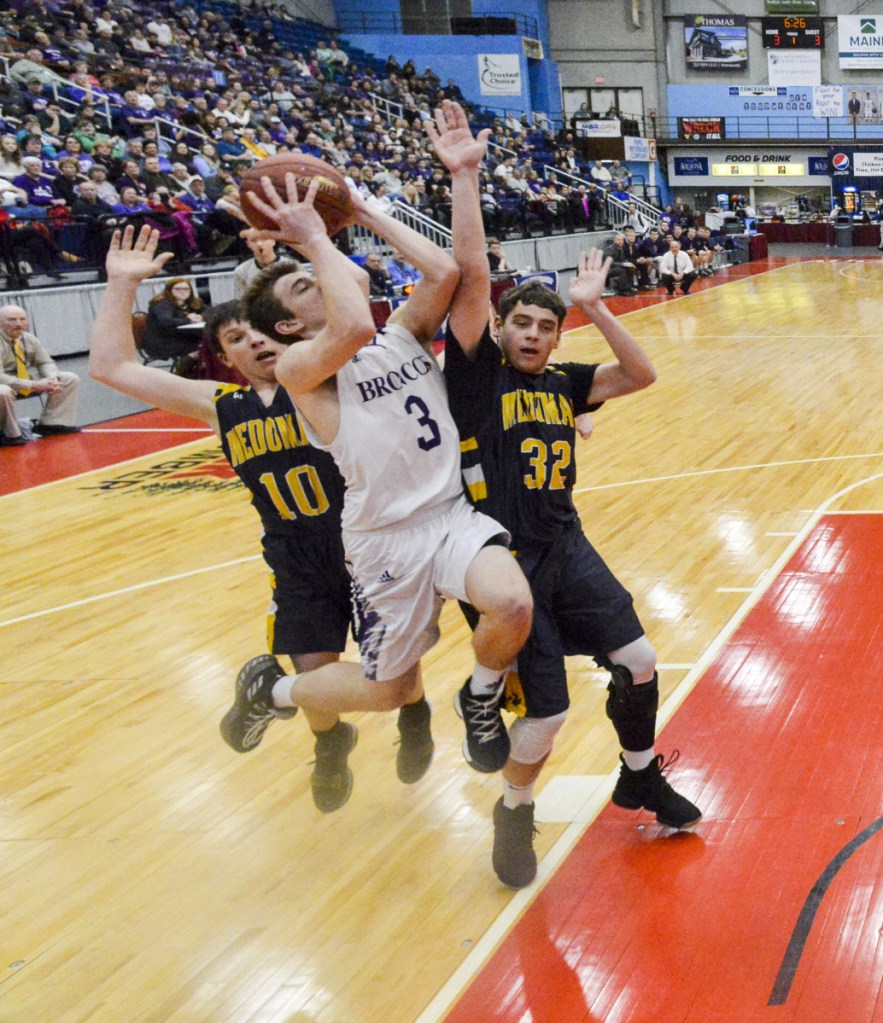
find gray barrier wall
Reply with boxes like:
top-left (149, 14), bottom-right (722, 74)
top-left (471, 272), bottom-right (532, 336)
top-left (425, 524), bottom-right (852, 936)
top-left (7, 229), bottom-right (614, 358)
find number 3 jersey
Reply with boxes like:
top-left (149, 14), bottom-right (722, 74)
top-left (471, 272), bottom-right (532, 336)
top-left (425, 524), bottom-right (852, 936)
top-left (301, 322), bottom-right (464, 534)
top-left (444, 324), bottom-right (600, 550)
top-left (214, 383), bottom-right (345, 538)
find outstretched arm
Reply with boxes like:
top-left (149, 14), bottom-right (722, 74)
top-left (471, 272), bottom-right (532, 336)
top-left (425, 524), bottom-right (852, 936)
top-left (569, 248), bottom-right (657, 403)
top-left (425, 99), bottom-right (491, 357)
top-left (245, 174), bottom-right (376, 396)
top-left (89, 226), bottom-right (220, 427)
top-left (350, 190), bottom-right (459, 348)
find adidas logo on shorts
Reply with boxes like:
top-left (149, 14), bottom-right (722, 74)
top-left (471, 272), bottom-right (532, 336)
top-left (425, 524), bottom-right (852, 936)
top-left (377, 570), bottom-right (396, 585)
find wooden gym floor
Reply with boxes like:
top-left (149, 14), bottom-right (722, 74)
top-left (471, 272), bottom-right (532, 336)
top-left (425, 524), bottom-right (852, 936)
top-left (1, 256), bottom-right (881, 1023)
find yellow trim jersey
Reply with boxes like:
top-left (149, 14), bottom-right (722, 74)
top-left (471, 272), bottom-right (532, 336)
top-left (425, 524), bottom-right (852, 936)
top-left (214, 383), bottom-right (345, 538)
top-left (444, 325), bottom-right (601, 550)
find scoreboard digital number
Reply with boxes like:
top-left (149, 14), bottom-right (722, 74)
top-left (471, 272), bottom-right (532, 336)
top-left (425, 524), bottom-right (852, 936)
top-left (761, 16), bottom-right (824, 48)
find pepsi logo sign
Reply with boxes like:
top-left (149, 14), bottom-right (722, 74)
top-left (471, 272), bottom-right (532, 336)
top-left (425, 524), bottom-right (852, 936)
top-left (832, 153), bottom-right (850, 171)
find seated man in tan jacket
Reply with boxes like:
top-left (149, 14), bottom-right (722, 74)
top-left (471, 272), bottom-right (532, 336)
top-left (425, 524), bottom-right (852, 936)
top-left (0, 304), bottom-right (80, 445)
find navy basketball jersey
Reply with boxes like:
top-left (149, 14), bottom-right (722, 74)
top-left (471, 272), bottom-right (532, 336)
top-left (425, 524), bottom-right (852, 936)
top-left (215, 384), bottom-right (345, 538)
top-left (444, 325), bottom-right (599, 549)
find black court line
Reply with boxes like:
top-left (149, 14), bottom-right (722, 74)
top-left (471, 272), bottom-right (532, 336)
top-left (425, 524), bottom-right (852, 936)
top-left (768, 815), bottom-right (883, 1005)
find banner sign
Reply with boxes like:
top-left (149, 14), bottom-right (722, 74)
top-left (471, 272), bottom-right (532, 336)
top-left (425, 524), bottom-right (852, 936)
top-left (678, 116), bottom-right (726, 140)
top-left (673, 156), bottom-right (710, 176)
top-left (766, 1), bottom-right (819, 12)
top-left (808, 155), bottom-right (829, 175)
top-left (670, 84), bottom-right (817, 123)
top-left (844, 86), bottom-right (883, 123)
top-left (729, 86), bottom-right (784, 97)
top-left (813, 85), bottom-right (843, 118)
top-left (574, 119), bottom-right (622, 138)
top-left (837, 16), bottom-right (883, 70)
top-left (517, 270), bottom-right (559, 290)
top-left (853, 151), bottom-right (883, 176)
top-left (685, 15), bottom-right (748, 70)
top-left (623, 137), bottom-right (657, 161)
top-left (768, 50), bottom-right (821, 86)
top-left (478, 54), bottom-right (522, 96)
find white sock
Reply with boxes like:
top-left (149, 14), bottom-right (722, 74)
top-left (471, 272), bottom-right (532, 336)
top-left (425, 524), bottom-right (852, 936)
top-left (503, 778), bottom-right (535, 809)
top-left (622, 748), bottom-right (655, 772)
top-left (469, 663), bottom-right (504, 696)
top-left (271, 674), bottom-right (299, 709)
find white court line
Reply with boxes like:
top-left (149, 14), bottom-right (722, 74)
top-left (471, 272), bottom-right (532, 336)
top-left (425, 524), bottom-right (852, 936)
top-left (621, 335), bottom-right (883, 340)
top-left (837, 261), bottom-right (883, 280)
top-left (574, 450), bottom-right (882, 495)
top-left (83, 427), bottom-right (213, 433)
top-left (413, 470), bottom-right (883, 1023)
top-left (0, 555), bottom-right (261, 630)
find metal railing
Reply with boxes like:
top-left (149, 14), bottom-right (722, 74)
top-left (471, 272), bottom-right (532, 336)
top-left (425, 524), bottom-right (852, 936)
top-left (367, 93), bottom-right (405, 126)
top-left (545, 167), bottom-right (661, 223)
top-left (151, 114), bottom-right (212, 153)
top-left (349, 201), bottom-right (452, 255)
top-left (336, 9), bottom-right (537, 37)
top-left (656, 114), bottom-right (883, 143)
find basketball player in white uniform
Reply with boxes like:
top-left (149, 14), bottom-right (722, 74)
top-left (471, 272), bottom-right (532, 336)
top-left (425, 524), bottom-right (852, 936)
top-left (220, 110), bottom-right (533, 778)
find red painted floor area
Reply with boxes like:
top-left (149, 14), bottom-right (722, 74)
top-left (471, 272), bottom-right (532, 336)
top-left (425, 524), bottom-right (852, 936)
top-left (0, 409), bottom-right (212, 496)
top-left (444, 514), bottom-right (883, 1023)
top-left (562, 256), bottom-right (798, 330)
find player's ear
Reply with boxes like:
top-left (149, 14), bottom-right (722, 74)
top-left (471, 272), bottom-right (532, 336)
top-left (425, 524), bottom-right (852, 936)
top-left (489, 310), bottom-right (502, 344)
top-left (274, 317), bottom-right (302, 337)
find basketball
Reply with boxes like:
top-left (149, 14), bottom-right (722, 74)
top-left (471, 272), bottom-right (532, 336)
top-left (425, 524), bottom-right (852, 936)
top-left (239, 153), bottom-right (355, 236)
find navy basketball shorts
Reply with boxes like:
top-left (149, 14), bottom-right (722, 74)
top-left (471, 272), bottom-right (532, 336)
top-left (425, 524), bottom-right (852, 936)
top-left (513, 523), bottom-right (645, 719)
top-left (262, 531), bottom-right (353, 656)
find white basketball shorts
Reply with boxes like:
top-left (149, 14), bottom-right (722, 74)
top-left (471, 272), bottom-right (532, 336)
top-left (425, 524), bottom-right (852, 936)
top-left (344, 496), bottom-right (509, 682)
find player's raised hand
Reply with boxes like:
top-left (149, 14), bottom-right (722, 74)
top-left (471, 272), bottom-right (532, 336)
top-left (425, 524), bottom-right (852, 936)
top-left (425, 99), bottom-right (491, 174)
top-left (105, 225), bottom-right (174, 282)
top-left (242, 173), bottom-right (328, 251)
top-left (569, 248), bottom-right (612, 308)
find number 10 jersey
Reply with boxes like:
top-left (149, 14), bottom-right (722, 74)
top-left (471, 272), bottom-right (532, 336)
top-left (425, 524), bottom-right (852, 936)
top-left (215, 382), bottom-right (345, 538)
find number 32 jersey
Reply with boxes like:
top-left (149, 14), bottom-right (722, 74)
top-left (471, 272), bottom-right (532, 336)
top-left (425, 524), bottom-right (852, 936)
top-left (445, 325), bottom-right (600, 550)
top-left (302, 323), bottom-right (463, 534)
top-left (215, 383), bottom-right (345, 539)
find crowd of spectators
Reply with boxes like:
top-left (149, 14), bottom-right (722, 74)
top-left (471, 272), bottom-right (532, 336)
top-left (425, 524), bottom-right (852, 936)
top-left (0, 0), bottom-right (659, 284)
top-left (600, 210), bottom-right (730, 296)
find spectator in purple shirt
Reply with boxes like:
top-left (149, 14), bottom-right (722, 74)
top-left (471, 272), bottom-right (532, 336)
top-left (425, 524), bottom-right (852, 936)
top-left (13, 157), bottom-right (61, 207)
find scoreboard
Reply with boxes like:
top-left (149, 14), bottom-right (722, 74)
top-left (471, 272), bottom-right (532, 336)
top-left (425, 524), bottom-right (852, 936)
top-left (761, 16), bottom-right (824, 48)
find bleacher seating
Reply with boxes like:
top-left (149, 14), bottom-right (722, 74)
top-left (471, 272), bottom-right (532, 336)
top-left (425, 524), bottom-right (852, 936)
top-left (0, 0), bottom-right (659, 288)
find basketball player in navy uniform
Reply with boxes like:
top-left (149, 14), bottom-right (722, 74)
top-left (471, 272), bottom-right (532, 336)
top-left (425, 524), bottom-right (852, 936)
top-left (228, 109), bottom-right (533, 780)
top-left (434, 102), bottom-right (702, 887)
top-left (89, 225), bottom-right (435, 813)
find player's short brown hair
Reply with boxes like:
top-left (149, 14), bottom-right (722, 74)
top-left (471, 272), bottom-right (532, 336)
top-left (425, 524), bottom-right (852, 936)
top-left (498, 280), bottom-right (566, 328)
top-left (203, 300), bottom-right (242, 356)
top-left (242, 259), bottom-right (302, 343)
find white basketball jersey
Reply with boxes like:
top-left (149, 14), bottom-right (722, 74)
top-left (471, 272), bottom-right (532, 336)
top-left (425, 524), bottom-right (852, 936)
top-left (303, 322), bottom-right (463, 533)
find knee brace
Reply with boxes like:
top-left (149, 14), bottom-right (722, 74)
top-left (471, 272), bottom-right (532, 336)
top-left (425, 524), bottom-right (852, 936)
top-left (508, 711), bottom-right (567, 765)
top-left (605, 666), bottom-right (658, 752)
top-left (608, 635), bottom-right (657, 683)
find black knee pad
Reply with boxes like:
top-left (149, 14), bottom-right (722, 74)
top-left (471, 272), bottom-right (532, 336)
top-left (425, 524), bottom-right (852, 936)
top-left (605, 667), bottom-right (659, 752)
